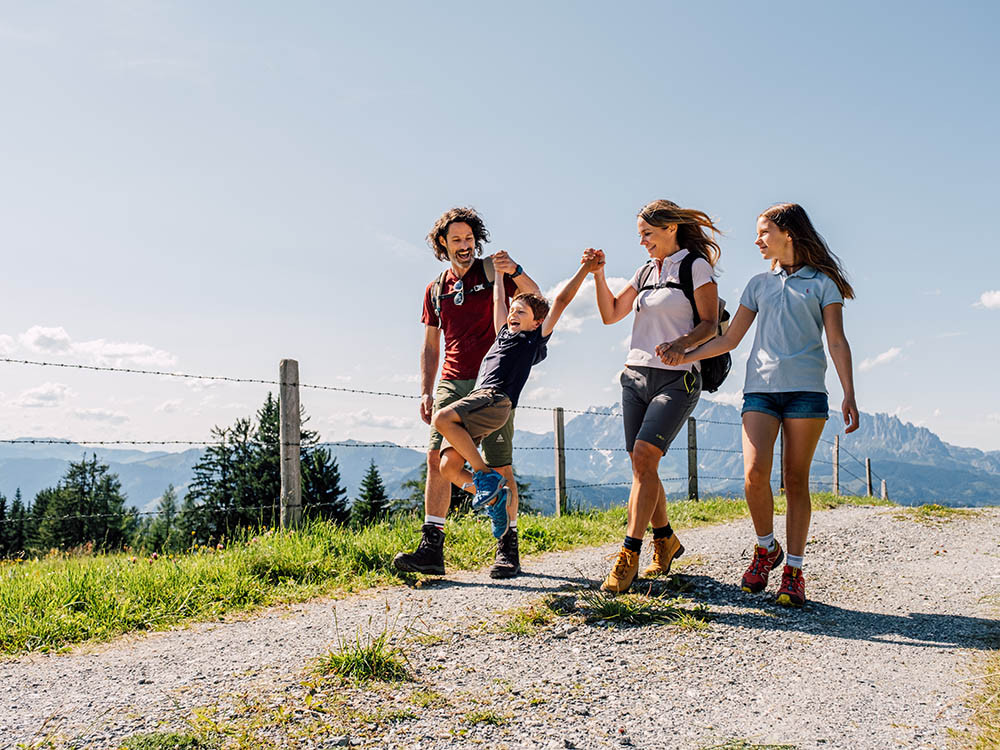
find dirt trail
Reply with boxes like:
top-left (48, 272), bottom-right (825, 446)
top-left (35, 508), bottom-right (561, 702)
top-left (1, 505), bottom-right (998, 749)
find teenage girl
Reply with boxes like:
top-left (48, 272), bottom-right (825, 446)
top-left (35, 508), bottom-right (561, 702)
top-left (661, 203), bottom-right (858, 606)
top-left (588, 199), bottom-right (722, 593)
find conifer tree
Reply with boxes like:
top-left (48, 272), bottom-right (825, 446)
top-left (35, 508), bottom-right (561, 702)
top-left (8, 489), bottom-right (27, 557)
top-left (351, 460), bottom-right (390, 527)
top-left (0, 492), bottom-right (8, 557)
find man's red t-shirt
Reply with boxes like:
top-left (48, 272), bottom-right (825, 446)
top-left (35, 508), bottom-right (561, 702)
top-left (421, 258), bottom-right (519, 381)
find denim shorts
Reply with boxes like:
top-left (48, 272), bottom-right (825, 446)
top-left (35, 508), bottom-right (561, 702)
top-left (741, 391), bottom-right (829, 420)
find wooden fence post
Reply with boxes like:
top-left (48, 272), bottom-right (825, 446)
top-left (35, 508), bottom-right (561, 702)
top-left (865, 458), bottom-right (873, 497)
top-left (833, 435), bottom-right (840, 496)
top-left (687, 416), bottom-right (699, 501)
top-left (279, 359), bottom-right (302, 528)
top-left (553, 407), bottom-right (566, 516)
top-left (881, 478), bottom-right (888, 500)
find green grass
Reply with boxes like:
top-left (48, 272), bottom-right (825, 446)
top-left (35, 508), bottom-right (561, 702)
top-left (462, 709), bottom-right (507, 726)
top-left (0, 492), bottom-right (881, 656)
top-left (893, 503), bottom-right (982, 526)
top-left (118, 732), bottom-right (217, 750)
top-left (311, 625), bottom-right (409, 683)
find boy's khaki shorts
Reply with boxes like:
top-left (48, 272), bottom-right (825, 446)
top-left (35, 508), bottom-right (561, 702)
top-left (428, 379), bottom-right (515, 467)
top-left (437, 387), bottom-right (513, 460)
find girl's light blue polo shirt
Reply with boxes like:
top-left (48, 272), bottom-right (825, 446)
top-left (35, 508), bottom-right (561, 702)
top-left (739, 265), bottom-right (843, 394)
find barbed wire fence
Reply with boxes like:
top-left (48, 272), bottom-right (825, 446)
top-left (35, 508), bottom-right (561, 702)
top-left (0, 356), bottom-right (887, 529)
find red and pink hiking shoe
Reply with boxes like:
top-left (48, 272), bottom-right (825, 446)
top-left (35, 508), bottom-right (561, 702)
top-left (776, 565), bottom-right (806, 607)
top-left (741, 541), bottom-right (784, 593)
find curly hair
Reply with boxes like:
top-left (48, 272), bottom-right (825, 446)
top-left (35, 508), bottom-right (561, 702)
top-left (761, 203), bottom-right (855, 300)
top-left (638, 199), bottom-right (722, 267)
top-left (426, 207), bottom-right (491, 261)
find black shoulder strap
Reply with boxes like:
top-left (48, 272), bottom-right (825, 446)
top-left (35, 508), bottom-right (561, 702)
top-left (430, 269), bottom-right (449, 325)
top-left (636, 261), bottom-right (659, 292)
top-left (678, 253), bottom-right (701, 325)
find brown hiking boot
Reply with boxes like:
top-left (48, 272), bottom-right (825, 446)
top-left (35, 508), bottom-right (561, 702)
top-left (641, 534), bottom-right (684, 577)
top-left (489, 528), bottom-right (521, 579)
top-left (392, 524), bottom-right (445, 575)
top-left (600, 547), bottom-right (640, 593)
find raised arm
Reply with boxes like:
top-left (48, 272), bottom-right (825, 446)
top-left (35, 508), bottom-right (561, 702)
top-left (591, 250), bottom-right (637, 325)
top-left (541, 257), bottom-right (598, 337)
top-left (823, 302), bottom-right (859, 433)
top-left (419, 325), bottom-right (442, 424)
top-left (660, 303), bottom-right (757, 365)
top-left (493, 269), bottom-right (508, 335)
top-left (492, 250), bottom-right (540, 296)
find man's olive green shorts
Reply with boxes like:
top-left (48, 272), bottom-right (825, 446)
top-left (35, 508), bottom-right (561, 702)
top-left (428, 378), bottom-right (515, 467)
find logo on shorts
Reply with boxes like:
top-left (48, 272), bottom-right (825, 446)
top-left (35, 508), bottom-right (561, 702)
top-left (495, 435), bottom-right (505, 442)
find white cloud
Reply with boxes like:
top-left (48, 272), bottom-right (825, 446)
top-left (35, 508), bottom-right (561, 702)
top-left (20, 326), bottom-right (72, 353)
top-left (890, 405), bottom-right (912, 418)
top-left (336, 409), bottom-right (414, 430)
top-left (11, 382), bottom-right (74, 408)
top-left (11, 325), bottom-right (177, 368)
top-left (542, 276), bottom-right (629, 335)
top-left (156, 399), bottom-right (183, 414)
top-left (976, 290), bottom-right (1000, 309)
top-left (377, 232), bottom-right (423, 258)
top-left (524, 386), bottom-right (560, 402)
top-left (704, 390), bottom-right (743, 408)
top-left (73, 408), bottom-right (129, 424)
top-left (860, 346), bottom-right (902, 372)
top-left (987, 413), bottom-right (1000, 425)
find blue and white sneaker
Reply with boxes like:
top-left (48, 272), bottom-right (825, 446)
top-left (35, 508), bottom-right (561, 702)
top-left (485, 487), bottom-right (510, 539)
top-left (471, 469), bottom-right (506, 509)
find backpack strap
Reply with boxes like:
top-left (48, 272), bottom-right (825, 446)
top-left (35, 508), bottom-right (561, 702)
top-left (430, 268), bottom-right (449, 327)
top-left (678, 253), bottom-right (701, 325)
top-left (635, 261), bottom-right (659, 293)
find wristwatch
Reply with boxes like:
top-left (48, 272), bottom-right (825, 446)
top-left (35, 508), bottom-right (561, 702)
top-left (510, 264), bottom-right (523, 278)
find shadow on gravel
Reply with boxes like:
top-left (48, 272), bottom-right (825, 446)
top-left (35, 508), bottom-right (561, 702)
top-left (675, 574), bottom-right (1000, 650)
top-left (400, 570), bottom-right (593, 593)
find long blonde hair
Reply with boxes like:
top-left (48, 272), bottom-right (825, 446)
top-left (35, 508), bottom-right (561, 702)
top-left (638, 199), bottom-right (722, 267)
top-left (761, 203), bottom-right (855, 300)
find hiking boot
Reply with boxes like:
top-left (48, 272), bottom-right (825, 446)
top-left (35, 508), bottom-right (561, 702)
top-left (641, 534), bottom-right (685, 577)
top-left (741, 540), bottom-right (784, 593)
top-left (776, 565), bottom-right (806, 607)
top-left (485, 488), bottom-right (510, 539)
top-left (392, 524), bottom-right (445, 575)
top-left (600, 547), bottom-right (640, 594)
top-left (489, 527), bottom-right (521, 579)
top-left (471, 469), bottom-right (506, 509)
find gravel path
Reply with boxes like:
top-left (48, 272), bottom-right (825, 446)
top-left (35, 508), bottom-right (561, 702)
top-left (2, 505), bottom-right (998, 750)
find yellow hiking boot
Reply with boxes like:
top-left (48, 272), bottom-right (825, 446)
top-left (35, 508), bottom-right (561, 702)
top-left (600, 547), bottom-right (640, 593)
top-left (641, 534), bottom-right (685, 577)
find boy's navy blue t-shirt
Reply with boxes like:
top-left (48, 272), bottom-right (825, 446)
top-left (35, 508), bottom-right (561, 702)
top-left (474, 324), bottom-right (550, 408)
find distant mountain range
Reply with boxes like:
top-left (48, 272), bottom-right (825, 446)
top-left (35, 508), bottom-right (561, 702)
top-left (2, 402), bottom-right (998, 512)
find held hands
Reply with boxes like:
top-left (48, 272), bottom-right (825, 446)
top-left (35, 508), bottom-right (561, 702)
top-left (842, 395), bottom-right (860, 434)
top-left (492, 250), bottom-right (517, 275)
top-left (419, 394), bottom-right (434, 425)
top-left (655, 340), bottom-right (688, 366)
top-left (580, 248), bottom-right (605, 273)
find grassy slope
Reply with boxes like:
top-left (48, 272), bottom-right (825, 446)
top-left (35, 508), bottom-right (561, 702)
top-left (0, 492), bottom-right (886, 657)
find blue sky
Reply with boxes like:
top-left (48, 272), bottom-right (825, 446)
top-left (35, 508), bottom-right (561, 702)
top-left (1, 1), bottom-right (998, 451)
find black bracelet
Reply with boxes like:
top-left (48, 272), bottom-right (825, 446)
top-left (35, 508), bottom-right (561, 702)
top-left (510, 264), bottom-right (523, 278)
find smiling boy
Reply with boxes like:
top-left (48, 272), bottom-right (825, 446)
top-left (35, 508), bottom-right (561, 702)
top-left (432, 254), bottom-right (601, 540)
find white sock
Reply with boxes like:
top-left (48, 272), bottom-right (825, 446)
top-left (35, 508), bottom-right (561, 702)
top-left (509, 519), bottom-right (517, 530)
top-left (425, 515), bottom-right (446, 530)
top-left (786, 553), bottom-right (803, 569)
top-left (756, 532), bottom-right (775, 550)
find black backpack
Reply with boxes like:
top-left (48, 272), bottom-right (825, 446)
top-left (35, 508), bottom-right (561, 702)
top-left (635, 253), bottom-right (732, 393)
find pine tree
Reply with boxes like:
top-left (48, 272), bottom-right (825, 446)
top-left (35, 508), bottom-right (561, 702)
top-left (35, 455), bottom-right (132, 552)
top-left (8, 489), bottom-right (27, 557)
top-left (144, 485), bottom-right (179, 551)
top-left (302, 447), bottom-right (349, 524)
top-left (351, 460), bottom-right (390, 527)
top-left (0, 492), bottom-right (8, 557)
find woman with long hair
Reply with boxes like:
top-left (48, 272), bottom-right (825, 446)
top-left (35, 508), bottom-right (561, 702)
top-left (587, 199), bottom-right (722, 593)
top-left (661, 202), bottom-right (858, 606)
